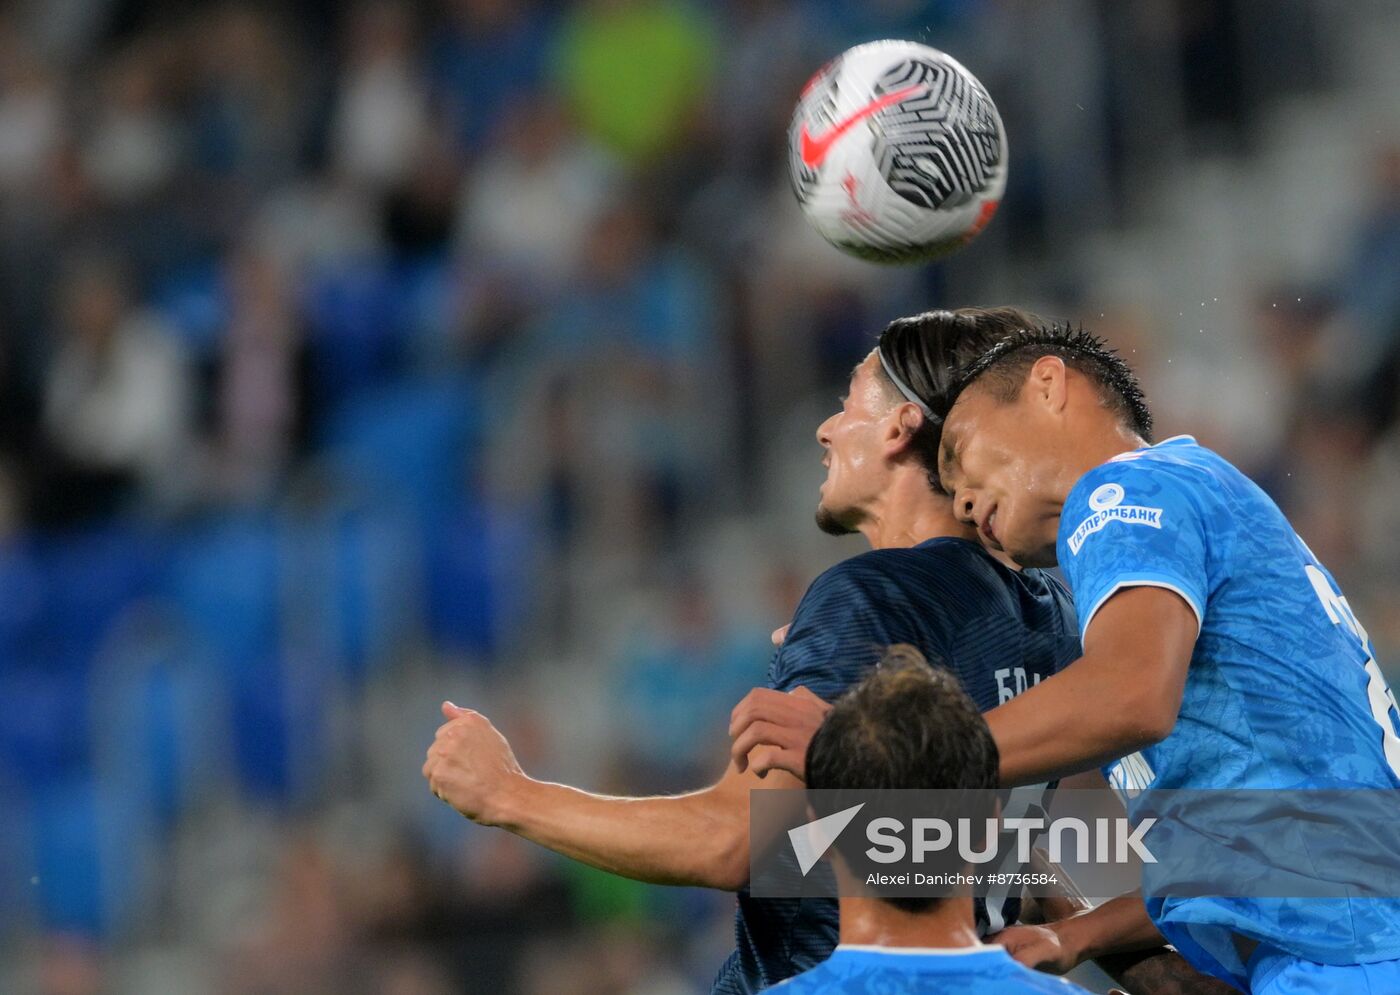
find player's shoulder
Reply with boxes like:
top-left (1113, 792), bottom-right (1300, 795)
top-left (1069, 435), bottom-right (1235, 510)
top-left (810, 538), bottom-right (997, 591)
top-left (955, 955), bottom-right (1092, 993)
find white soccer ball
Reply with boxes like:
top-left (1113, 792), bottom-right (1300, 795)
top-left (788, 40), bottom-right (1008, 264)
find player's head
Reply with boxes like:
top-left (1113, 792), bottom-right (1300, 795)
top-left (814, 306), bottom-right (1045, 535)
top-left (936, 323), bottom-right (1153, 567)
top-left (806, 644), bottom-right (999, 912)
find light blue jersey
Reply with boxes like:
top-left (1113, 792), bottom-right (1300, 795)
top-left (764, 945), bottom-right (1091, 993)
top-left (1059, 436), bottom-right (1400, 986)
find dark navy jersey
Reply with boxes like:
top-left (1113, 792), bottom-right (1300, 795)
top-left (712, 537), bottom-right (1080, 995)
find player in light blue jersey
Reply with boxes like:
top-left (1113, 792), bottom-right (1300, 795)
top-left (768, 646), bottom-right (1091, 995)
top-left (929, 322), bottom-right (1400, 994)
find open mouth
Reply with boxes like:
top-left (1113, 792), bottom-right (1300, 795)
top-left (980, 508), bottom-right (999, 546)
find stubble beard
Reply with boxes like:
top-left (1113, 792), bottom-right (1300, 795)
top-left (814, 503), bottom-right (857, 536)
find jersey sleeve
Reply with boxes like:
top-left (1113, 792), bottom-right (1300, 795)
top-left (1058, 458), bottom-right (1212, 642)
top-left (767, 560), bottom-right (894, 702)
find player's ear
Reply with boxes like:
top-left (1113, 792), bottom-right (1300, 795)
top-left (884, 404), bottom-right (922, 454)
top-left (1028, 355), bottom-right (1068, 415)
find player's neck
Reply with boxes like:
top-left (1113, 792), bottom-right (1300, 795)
top-left (859, 468), bottom-right (976, 550)
top-left (836, 894), bottom-right (984, 950)
top-left (1070, 418), bottom-right (1150, 487)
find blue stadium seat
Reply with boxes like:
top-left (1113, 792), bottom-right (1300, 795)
top-left (225, 650), bottom-right (327, 805)
top-left (165, 517), bottom-right (281, 666)
top-left (35, 527), bottom-right (164, 666)
top-left (320, 376), bottom-right (479, 518)
top-left (303, 259), bottom-right (409, 407)
top-left (282, 505), bottom-right (422, 682)
top-left (0, 669), bottom-right (92, 790)
top-left (0, 762), bottom-right (30, 934)
top-left (151, 260), bottom-right (228, 361)
top-left (30, 777), bottom-right (145, 937)
top-left (91, 612), bottom-right (230, 829)
top-left (424, 501), bottom-right (534, 661)
top-left (0, 541), bottom-right (49, 668)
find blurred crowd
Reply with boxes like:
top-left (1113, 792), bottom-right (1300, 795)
top-left (0, 0), bottom-right (1395, 992)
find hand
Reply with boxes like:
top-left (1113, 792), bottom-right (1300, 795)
top-left (729, 686), bottom-right (832, 779)
top-left (989, 923), bottom-right (1080, 975)
top-left (771, 623), bottom-right (791, 646)
top-left (422, 702), bottom-right (528, 826)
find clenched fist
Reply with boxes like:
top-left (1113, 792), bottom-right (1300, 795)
top-left (422, 702), bottom-right (528, 826)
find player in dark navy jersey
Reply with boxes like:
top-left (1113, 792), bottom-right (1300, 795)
top-left (422, 308), bottom-right (1083, 994)
top-left (719, 528), bottom-right (1077, 993)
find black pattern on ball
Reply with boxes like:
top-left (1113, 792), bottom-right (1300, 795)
top-left (870, 58), bottom-right (1003, 210)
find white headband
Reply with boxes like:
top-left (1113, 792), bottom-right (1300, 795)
top-left (876, 346), bottom-right (934, 418)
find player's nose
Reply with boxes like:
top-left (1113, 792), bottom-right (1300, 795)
top-left (816, 412), bottom-right (837, 447)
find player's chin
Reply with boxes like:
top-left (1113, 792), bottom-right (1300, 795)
top-left (815, 503), bottom-right (857, 536)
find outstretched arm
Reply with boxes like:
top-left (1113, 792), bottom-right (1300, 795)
top-left (423, 702), bottom-right (799, 890)
top-left (985, 586), bottom-right (1197, 786)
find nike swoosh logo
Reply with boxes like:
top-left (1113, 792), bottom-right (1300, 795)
top-left (799, 84), bottom-right (926, 169)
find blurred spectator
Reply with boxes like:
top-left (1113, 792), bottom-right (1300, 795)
top-left (37, 254), bottom-right (194, 523)
top-left (456, 94), bottom-right (618, 287)
top-left (1339, 147), bottom-right (1400, 366)
top-left (185, 6), bottom-right (304, 195)
top-left (205, 242), bottom-right (309, 504)
top-left (613, 576), bottom-right (766, 787)
top-left (82, 45), bottom-right (182, 205)
top-left (330, 1), bottom-right (430, 191)
top-left (0, 21), bottom-right (63, 197)
top-left (220, 835), bottom-right (356, 994)
top-left (37, 933), bottom-right (104, 995)
top-left (430, 0), bottom-right (553, 154)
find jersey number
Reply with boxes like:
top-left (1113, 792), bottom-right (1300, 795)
top-left (994, 667), bottom-right (1042, 704)
top-left (1305, 564), bottom-right (1400, 778)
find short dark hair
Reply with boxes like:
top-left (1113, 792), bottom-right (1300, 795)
top-left (876, 306), bottom-right (1046, 492)
top-left (943, 322), bottom-right (1153, 440)
top-left (805, 645), bottom-right (999, 912)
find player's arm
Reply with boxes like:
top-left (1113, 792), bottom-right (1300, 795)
top-left (985, 585), bottom-right (1197, 785)
top-left (423, 701), bottom-right (798, 890)
top-left (424, 561), bottom-right (883, 887)
top-left (989, 463), bottom-right (1212, 786)
top-left (731, 585), bottom-right (1197, 784)
top-left (1005, 890), bottom-right (1233, 994)
top-left (1010, 776), bottom-right (1233, 994)
top-left (1001, 890), bottom-right (1162, 971)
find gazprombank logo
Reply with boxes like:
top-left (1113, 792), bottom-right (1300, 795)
top-left (1068, 481), bottom-right (1163, 555)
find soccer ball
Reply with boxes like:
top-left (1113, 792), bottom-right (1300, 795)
top-left (788, 40), bottom-right (1007, 264)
